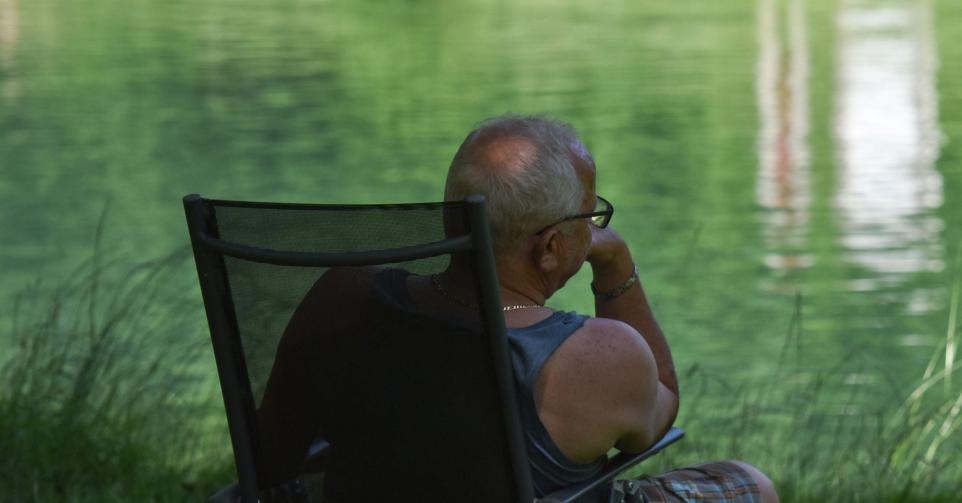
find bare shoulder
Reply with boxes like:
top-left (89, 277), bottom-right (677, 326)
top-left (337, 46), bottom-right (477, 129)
top-left (542, 315), bottom-right (660, 407)
top-left (314, 265), bottom-right (379, 290)
top-left (561, 317), bottom-right (657, 372)
top-left (285, 266), bottom-right (381, 338)
top-left (537, 316), bottom-right (660, 461)
top-left (298, 266), bottom-right (380, 306)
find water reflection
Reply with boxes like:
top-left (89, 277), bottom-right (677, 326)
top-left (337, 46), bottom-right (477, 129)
top-left (833, 0), bottom-right (944, 286)
top-left (0, 0), bottom-right (18, 101)
top-left (756, 0), bottom-right (813, 273)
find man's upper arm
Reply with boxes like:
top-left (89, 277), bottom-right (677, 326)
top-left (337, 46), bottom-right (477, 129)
top-left (587, 318), bottom-right (678, 453)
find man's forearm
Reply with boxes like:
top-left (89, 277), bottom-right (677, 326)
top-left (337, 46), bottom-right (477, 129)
top-left (590, 254), bottom-right (679, 398)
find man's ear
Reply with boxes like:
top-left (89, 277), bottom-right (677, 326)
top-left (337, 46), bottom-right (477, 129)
top-left (532, 229), bottom-right (563, 272)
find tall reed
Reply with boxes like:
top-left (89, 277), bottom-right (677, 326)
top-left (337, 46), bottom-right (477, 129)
top-left (0, 243), bottom-right (232, 501)
top-left (639, 281), bottom-right (962, 502)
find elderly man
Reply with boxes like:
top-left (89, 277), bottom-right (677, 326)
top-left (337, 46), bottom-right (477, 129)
top-left (259, 114), bottom-right (778, 502)
top-left (439, 114), bottom-right (778, 502)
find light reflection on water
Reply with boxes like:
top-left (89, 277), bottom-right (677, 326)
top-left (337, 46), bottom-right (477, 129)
top-left (757, 0), bottom-right (945, 286)
top-left (833, 0), bottom-right (944, 284)
top-left (756, 0), bottom-right (813, 273)
top-left (754, 0), bottom-right (950, 360)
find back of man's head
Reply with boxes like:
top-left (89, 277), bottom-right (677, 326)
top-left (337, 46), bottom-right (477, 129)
top-left (444, 114), bottom-right (586, 260)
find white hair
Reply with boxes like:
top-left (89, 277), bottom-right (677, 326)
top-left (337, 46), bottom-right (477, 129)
top-left (444, 114), bottom-right (586, 259)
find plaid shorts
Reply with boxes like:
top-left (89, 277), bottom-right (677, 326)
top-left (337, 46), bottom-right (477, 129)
top-left (609, 461), bottom-right (761, 503)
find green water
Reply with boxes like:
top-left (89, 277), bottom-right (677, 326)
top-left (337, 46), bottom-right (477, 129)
top-left (2, 0), bottom-right (961, 410)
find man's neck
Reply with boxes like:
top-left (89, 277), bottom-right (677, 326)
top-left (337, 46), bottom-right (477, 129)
top-left (496, 260), bottom-right (551, 307)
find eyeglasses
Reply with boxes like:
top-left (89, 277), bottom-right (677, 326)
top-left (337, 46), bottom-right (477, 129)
top-left (535, 195), bottom-right (614, 235)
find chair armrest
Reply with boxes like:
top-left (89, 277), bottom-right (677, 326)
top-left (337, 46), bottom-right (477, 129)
top-left (206, 438), bottom-right (332, 503)
top-left (537, 427), bottom-right (684, 503)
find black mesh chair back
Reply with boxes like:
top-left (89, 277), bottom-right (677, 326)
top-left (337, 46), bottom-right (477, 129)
top-left (184, 194), bottom-right (533, 503)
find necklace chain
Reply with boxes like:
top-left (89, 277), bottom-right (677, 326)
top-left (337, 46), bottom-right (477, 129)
top-left (430, 274), bottom-right (544, 312)
top-left (501, 304), bottom-right (543, 312)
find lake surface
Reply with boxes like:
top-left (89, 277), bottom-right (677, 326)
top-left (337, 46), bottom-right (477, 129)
top-left (2, 0), bottom-right (961, 409)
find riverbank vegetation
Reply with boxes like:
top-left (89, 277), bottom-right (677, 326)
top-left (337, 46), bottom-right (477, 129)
top-left (644, 287), bottom-right (962, 502)
top-left (1, 253), bottom-right (959, 502)
top-left (0, 249), bottom-right (232, 501)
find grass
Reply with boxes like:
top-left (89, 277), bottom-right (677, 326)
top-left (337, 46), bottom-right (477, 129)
top-left (0, 241), bottom-right (233, 501)
top-left (2, 234), bottom-right (960, 501)
top-left (641, 283), bottom-right (962, 502)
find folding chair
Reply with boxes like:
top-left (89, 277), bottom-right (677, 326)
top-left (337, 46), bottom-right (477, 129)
top-left (183, 194), bottom-right (682, 503)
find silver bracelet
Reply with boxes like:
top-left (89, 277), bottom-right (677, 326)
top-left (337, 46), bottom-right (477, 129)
top-left (591, 264), bottom-right (639, 301)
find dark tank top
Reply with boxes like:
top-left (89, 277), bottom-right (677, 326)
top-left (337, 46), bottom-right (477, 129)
top-left (375, 269), bottom-right (608, 499)
top-left (507, 311), bottom-right (607, 497)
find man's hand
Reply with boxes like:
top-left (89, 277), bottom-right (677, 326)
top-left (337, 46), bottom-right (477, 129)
top-left (587, 226), bottom-right (635, 292)
top-left (587, 225), bottom-right (626, 266)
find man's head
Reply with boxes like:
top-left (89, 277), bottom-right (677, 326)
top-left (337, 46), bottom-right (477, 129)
top-left (444, 114), bottom-right (597, 279)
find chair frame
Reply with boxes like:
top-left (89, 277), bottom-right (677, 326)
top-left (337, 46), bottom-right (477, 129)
top-left (184, 193), bottom-right (682, 503)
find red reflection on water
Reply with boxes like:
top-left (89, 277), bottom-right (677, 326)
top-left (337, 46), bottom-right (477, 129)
top-left (756, 0), bottom-right (812, 274)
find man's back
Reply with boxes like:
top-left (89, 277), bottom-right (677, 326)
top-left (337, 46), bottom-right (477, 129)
top-left (259, 267), bottom-right (518, 502)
